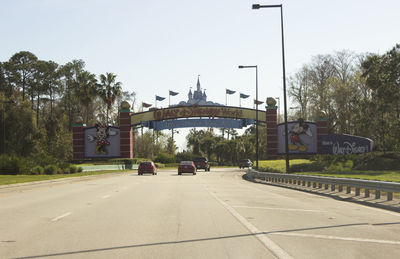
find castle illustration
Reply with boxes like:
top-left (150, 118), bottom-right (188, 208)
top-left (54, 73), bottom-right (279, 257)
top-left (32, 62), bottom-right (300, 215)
top-left (177, 76), bottom-right (222, 106)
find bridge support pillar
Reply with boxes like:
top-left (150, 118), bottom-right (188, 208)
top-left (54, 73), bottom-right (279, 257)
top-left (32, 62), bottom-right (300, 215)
top-left (72, 121), bottom-right (85, 160)
top-left (119, 103), bottom-right (133, 159)
top-left (316, 117), bottom-right (328, 154)
top-left (266, 106), bottom-right (278, 159)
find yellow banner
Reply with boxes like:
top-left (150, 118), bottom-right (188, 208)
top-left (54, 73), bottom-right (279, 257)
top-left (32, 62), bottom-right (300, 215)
top-left (131, 106), bottom-right (266, 125)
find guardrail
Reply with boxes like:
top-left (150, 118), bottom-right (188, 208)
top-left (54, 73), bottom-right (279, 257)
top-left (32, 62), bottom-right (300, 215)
top-left (80, 164), bottom-right (138, 172)
top-left (247, 170), bottom-right (400, 201)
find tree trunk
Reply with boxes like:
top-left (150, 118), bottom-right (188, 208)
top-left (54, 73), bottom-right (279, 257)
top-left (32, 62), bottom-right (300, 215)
top-left (36, 95), bottom-right (40, 127)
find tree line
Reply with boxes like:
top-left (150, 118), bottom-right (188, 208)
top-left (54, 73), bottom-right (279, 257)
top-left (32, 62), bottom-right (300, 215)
top-left (0, 51), bottom-right (135, 162)
top-left (1, 45), bottom-right (398, 168)
top-left (288, 45), bottom-right (400, 152)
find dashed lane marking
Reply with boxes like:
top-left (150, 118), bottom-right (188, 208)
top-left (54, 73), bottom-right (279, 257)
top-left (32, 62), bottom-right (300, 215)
top-left (51, 212), bottom-right (72, 222)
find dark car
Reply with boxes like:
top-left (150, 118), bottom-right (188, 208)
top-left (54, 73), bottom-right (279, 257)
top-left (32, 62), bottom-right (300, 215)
top-left (238, 159), bottom-right (253, 169)
top-left (193, 157), bottom-right (210, 171)
top-left (178, 161), bottom-right (197, 175)
top-left (138, 161), bottom-right (157, 175)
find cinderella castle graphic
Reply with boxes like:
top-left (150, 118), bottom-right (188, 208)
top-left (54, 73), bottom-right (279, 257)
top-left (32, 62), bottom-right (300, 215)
top-left (177, 76), bottom-right (222, 106)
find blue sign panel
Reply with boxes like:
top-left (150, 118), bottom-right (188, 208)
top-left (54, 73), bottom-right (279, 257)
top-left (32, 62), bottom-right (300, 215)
top-left (321, 134), bottom-right (373, 154)
top-left (149, 118), bottom-right (254, 131)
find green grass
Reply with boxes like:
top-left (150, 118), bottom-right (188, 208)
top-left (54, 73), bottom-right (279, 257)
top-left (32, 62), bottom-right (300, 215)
top-left (0, 170), bottom-right (131, 186)
top-left (259, 159), bottom-right (311, 172)
top-left (295, 171), bottom-right (400, 182)
top-left (258, 159), bottom-right (400, 182)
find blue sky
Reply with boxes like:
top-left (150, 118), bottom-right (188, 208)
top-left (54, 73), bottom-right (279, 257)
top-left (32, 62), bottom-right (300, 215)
top-left (1, 0), bottom-right (399, 150)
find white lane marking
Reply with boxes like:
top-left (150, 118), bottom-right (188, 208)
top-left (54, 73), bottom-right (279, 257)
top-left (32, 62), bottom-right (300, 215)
top-left (205, 187), bottom-right (293, 259)
top-left (51, 212), bottom-right (72, 222)
top-left (233, 206), bottom-right (328, 213)
top-left (101, 195), bottom-right (111, 199)
top-left (271, 232), bottom-right (400, 245)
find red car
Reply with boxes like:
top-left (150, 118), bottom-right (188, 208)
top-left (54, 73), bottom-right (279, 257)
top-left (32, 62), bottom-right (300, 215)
top-left (138, 161), bottom-right (157, 175)
top-left (178, 161), bottom-right (196, 175)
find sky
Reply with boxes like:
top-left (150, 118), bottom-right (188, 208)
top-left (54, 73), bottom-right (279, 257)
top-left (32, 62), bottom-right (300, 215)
top-left (1, 0), bottom-right (399, 150)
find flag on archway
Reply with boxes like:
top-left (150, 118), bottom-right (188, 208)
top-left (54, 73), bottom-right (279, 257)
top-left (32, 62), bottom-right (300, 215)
top-left (169, 90), bottom-right (179, 96)
top-left (156, 95), bottom-right (166, 101)
top-left (142, 102), bottom-right (152, 108)
top-left (240, 93), bottom-right (250, 99)
top-left (226, 89), bottom-right (236, 95)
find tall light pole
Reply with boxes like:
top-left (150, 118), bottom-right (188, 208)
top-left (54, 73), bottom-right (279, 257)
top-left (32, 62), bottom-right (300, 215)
top-left (238, 65), bottom-right (259, 169)
top-left (252, 3), bottom-right (290, 173)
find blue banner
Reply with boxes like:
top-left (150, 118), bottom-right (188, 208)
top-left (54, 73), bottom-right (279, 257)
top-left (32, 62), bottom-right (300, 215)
top-left (146, 118), bottom-right (254, 130)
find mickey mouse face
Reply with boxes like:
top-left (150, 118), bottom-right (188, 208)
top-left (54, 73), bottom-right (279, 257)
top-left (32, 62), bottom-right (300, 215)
top-left (97, 127), bottom-right (107, 139)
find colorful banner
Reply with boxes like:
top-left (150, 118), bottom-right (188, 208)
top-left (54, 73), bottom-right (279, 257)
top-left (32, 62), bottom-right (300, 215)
top-left (130, 105), bottom-right (266, 125)
top-left (321, 134), bottom-right (373, 154)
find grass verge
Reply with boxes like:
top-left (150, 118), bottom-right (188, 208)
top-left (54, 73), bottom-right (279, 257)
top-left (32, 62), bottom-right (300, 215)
top-left (295, 171), bottom-right (400, 182)
top-left (0, 170), bottom-right (131, 186)
top-left (258, 159), bottom-right (400, 182)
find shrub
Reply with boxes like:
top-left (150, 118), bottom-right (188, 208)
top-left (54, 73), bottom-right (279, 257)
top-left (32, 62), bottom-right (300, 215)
top-left (155, 152), bottom-right (175, 164)
top-left (0, 154), bottom-right (30, 175)
top-left (69, 166), bottom-right (77, 174)
top-left (44, 164), bottom-right (58, 175)
top-left (31, 166), bottom-right (44, 175)
top-left (77, 167), bottom-right (83, 173)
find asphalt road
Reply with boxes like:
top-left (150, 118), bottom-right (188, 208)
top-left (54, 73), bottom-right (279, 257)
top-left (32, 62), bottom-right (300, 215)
top-left (1, 168), bottom-right (400, 259)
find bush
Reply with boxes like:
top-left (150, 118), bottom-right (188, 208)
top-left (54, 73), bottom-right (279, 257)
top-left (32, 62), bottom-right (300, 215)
top-left (155, 152), bottom-right (175, 164)
top-left (353, 152), bottom-right (400, 170)
top-left (77, 167), bottom-right (83, 173)
top-left (69, 166), bottom-right (77, 174)
top-left (31, 166), bottom-right (44, 175)
top-left (44, 164), bottom-right (59, 175)
top-left (0, 154), bottom-right (30, 175)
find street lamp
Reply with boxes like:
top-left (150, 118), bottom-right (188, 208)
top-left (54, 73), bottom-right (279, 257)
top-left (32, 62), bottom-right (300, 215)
top-left (252, 3), bottom-right (290, 173)
top-left (238, 65), bottom-right (259, 170)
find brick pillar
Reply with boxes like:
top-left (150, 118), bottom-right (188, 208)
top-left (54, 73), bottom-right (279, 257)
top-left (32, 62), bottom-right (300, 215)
top-left (72, 123), bottom-right (85, 160)
top-left (119, 109), bottom-right (133, 158)
top-left (316, 118), bottom-right (328, 154)
top-left (266, 106), bottom-right (278, 159)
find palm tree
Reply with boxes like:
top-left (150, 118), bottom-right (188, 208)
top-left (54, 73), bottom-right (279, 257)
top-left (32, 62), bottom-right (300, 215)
top-left (75, 71), bottom-right (98, 125)
top-left (99, 72), bottom-right (122, 125)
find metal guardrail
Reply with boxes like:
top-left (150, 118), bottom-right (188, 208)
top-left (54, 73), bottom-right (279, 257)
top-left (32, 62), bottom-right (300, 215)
top-left (247, 169), bottom-right (400, 201)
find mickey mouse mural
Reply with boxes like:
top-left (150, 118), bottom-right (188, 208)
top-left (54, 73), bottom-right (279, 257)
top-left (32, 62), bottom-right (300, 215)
top-left (85, 123), bottom-right (120, 157)
top-left (277, 118), bottom-right (317, 154)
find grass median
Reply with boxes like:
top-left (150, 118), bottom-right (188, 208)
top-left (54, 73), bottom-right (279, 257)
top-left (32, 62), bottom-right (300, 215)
top-left (0, 170), bottom-right (132, 186)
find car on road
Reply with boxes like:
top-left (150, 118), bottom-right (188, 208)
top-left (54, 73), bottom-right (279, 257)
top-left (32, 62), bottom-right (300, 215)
top-left (238, 159), bottom-right (253, 169)
top-left (178, 161), bottom-right (197, 175)
top-left (193, 157), bottom-right (210, 171)
top-left (138, 161), bottom-right (157, 175)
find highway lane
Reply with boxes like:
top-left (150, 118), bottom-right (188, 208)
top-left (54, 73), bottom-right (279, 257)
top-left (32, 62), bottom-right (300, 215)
top-left (1, 168), bottom-right (400, 259)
